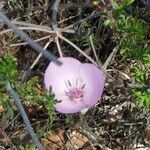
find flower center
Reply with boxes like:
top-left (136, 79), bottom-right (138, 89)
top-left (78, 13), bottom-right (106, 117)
top-left (64, 79), bottom-right (85, 102)
top-left (67, 87), bottom-right (84, 101)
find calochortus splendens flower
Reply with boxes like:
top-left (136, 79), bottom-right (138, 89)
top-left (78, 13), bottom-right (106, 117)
top-left (44, 57), bottom-right (105, 114)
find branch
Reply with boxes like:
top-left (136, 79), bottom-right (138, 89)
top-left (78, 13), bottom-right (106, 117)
top-left (0, 11), bottom-right (61, 65)
top-left (6, 83), bottom-right (44, 150)
top-left (52, 0), bottom-right (61, 33)
top-left (52, 0), bottom-right (63, 57)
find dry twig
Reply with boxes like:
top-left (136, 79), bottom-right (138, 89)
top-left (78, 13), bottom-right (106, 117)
top-left (6, 83), bottom-right (44, 150)
top-left (0, 11), bottom-right (60, 65)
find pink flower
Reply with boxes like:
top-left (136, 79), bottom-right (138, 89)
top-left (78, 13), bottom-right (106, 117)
top-left (44, 57), bottom-right (105, 114)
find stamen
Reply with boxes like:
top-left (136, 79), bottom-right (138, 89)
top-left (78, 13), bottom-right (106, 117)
top-left (67, 80), bottom-right (72, 87)
top-left (80, 94), bottom-right (83, 98)
top-left (64, 91), bottom-right (69, 94)
top-left (65, 87), bottom-right (84, 102)
top-left (57, 100), bottom-right (62, 103)
top-left (81, 84), bottom-right (85, 89)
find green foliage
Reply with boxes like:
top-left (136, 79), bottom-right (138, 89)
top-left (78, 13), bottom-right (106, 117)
top-left (133, 67), bottom-right (149, 84)
top-left (116, 16), bottom-right (145, 37)
top-left (114, 15), bottom-right (149, 59)
top-left (19, 145), bottom-right (37, 150)
top-left (42, 92), bottom-right (56, 131)
top-left (110, 0), bottom-right (135, 10)
top-left (103, 0), bottom-right (150, 61)
top-left (134, 90), bottom-right (150, 110)
top-left (133, 66), bottom-right (150, 110)
top-left (0, 93), bottom-right (15, 119)
top-left (0, 53), bottom-right (56, 129)
top-left (0, 54), bottom-right (19, 119)
top-left (0, 53), bottom-right (19, 85)
top-left (142, 51), bottom-right (150, 65)
top-left (16, 77), bottom-right (56, 129)
top-left (73, 21), bottom-right (102, 49)
top-left (73, 21), bottom-right (92, 47)
top-left (16, 77), bottom-right (42, 103)
top-left (102, 1), bottom-right (150, 110)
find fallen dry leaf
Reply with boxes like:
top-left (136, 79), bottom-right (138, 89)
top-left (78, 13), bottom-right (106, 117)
top-left (69, 130), bottom-right (88, 149)
top-left (42, 129), bottom-right (66, 150)
top-left (42, 128), bottom-right (89, 150)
